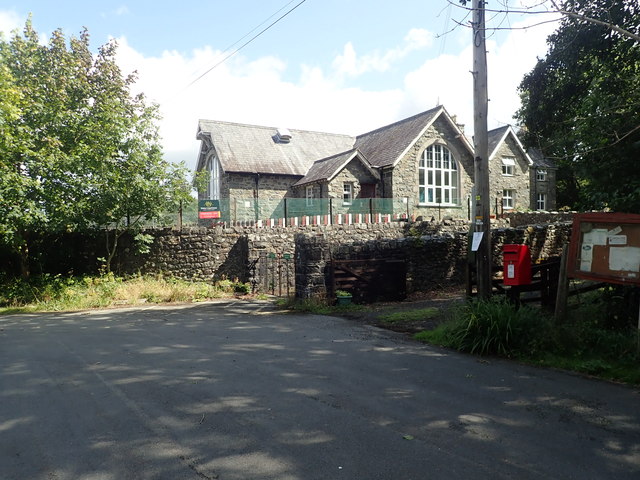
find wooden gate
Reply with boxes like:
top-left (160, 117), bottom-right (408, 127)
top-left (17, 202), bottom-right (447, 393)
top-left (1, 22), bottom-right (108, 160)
top-left (249, 251), bottom-right (295, 296)
top-left (328, 258), bottom-right (407, 303)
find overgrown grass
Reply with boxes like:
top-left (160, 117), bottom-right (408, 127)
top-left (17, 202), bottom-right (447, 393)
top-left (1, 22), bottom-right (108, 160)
top-left (414, 298), bottom-right (545, 356)
top-left (414, 295), bottom-right (640, 385)
top-left (0, 273), bottom-right (251, 314)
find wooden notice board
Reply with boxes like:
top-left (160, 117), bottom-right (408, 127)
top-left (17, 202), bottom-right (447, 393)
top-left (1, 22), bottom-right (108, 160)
top-left (567, 212), bottom-right (640, 286)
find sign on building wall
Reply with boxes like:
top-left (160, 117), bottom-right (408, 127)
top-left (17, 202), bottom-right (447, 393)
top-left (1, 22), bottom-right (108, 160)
top-left (198, 199), bottom-right (221, 219)
top-left (567, 212), bottom-right (640, 285)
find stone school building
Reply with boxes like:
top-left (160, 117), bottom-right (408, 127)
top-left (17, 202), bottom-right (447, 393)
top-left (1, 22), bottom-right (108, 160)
top-left (195, 105), bottom-right (556, 223)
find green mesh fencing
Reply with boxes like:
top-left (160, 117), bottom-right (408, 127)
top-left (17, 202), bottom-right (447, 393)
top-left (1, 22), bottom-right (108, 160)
top-left (220, 197), bottom-right (411, 222)
top-left (150, 196), bottom-right (466, 228)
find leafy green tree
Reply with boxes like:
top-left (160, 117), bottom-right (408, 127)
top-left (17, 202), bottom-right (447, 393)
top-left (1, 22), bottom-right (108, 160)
top-left (516, 0), bottom-right (640, 211)
top-left (0, 20), bottom-right (192, 276)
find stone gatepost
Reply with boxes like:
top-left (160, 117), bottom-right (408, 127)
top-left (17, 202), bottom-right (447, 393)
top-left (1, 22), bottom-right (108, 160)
top-left (294, 233), bottom-right (330, 300)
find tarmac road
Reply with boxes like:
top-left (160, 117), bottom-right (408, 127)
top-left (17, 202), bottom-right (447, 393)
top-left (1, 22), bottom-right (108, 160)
top-left (1, 300), bottom-right (639, 480)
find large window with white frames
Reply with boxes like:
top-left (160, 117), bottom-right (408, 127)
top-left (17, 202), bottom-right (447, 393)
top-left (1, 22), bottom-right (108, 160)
top-left (206, 153), bottom-right (221, 200)
top-left (419, 144), bottom-right (458, 206)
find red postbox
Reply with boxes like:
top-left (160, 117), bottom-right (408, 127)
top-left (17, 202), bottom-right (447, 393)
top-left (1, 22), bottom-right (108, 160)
top-left (503, 244), bottom-right (532, 286)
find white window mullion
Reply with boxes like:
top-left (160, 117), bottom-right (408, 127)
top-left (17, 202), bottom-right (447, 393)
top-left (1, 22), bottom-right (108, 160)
top-left (419, 145), bottom-right (458, 206)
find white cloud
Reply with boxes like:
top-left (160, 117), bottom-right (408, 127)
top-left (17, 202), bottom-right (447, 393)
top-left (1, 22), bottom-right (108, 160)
top-left (115, 13), bottom-right (558, 171)
top-left (113, 36), bottom-right (407, 170)
top-left (332, 28), bottom-right (433, 78)
top-left (0, 7), bottom-right (560, 173)
top-left (0, 10), bottom-right (23, 37)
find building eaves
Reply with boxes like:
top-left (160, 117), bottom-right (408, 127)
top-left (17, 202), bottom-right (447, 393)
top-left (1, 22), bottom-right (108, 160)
top-left (354, 106), bottom-right (473, 168)
top-left (488, 125), bottom-right (533, 166)
top-left (293, 149), bottom-right (378, 187)
top-left (528, 147), bottom-right (557, 169)
top-left (354, 106), bottom-right (443, 168)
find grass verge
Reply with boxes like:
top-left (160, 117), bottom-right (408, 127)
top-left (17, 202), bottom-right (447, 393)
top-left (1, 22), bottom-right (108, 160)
top-left (0, 273), bottom-right (251, 314)
top-left (413, 296), bottom-right (640, 385)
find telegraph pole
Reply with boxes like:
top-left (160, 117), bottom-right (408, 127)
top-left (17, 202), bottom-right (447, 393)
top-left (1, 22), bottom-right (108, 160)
top-left (472, 1), bottom-right (492, 298)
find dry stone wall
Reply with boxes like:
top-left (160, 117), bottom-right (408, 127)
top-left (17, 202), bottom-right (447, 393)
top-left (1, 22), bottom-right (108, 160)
top-left (293, 221), bottom-right (572, 299)
top-left (14, 220), bottom-right (572, 298)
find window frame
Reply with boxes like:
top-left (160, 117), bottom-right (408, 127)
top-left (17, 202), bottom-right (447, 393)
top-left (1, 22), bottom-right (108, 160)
top-left (343, 182), bottom-right (353, 206)
top-left (502, 189), bottom-right (515, 210)
top-left (206, 153), bottom-right (221, 200)
top-left (501, 157), bottom-right (516, 176)
top-left (306, 185), bottom-right (314, 206)
top-left (536, 193), bottom-right (547, 211)
top-left (536, 169), bottom-right (547, 181)
top-left (418, 144), bottom-right (459, 206)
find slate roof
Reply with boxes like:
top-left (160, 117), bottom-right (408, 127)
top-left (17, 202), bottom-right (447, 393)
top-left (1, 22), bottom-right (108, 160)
top-left (197, 120), bottom-right (354, 176)
top-left (487, 125), bottom-right (533, 165)
top-left (488, 125), bottom-right (511, 159)
top-left (528, 148), bottom-right (557, 169)
top-left (293, 149), bottom-right (379, 187)
top-left (354, 105), bottom-right (474, 168)
top-left (197, 106), bottom-right (472, 178)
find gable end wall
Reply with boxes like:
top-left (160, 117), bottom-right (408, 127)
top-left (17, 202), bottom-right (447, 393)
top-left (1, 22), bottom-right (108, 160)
top-left (490, 136), bottom-right (531, 211)
top-left (390, 117), bottom-right (474, 220)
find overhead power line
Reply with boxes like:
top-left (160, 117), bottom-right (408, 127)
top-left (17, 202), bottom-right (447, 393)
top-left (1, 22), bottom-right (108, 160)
top-left (185, 0), bottom-right (307, 89)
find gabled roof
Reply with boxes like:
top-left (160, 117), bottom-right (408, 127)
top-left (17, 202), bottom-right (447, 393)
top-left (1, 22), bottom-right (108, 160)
top-left (293, 149), bottom-right (379, 187)
top-left (197, 120), bottom-right (354, 176)
top-left (355, 106), bottom-right (473, 168)
top-left (488, 125), bottom-right (533, 166)
top-left (197, 106), bottom-right (474, 178)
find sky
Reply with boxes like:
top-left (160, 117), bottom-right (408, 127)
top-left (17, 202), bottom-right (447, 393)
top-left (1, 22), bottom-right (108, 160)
top-left (0, 1), bottom-right (561, 171)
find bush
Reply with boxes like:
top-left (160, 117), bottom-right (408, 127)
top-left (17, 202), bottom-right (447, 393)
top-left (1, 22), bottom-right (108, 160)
top-left (418, 298), bottom-right (551, 357)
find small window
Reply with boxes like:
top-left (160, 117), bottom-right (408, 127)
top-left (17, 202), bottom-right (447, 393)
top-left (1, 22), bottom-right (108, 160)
top-left (503, 189), bottom-right (514, 209)
top-left (306, 185), bottom-right (314, 206)
top-left (537, 193), bottom-right (547, 211)
top-left (536, 169), bottom-right (547, 181)
top-left (501, 157), bottom-right (515, 176)
top-left (343, 183), bottom-right (353, 205)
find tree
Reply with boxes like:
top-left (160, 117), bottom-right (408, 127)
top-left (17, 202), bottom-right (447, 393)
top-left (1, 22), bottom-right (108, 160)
top-left (515, 0), bottom-right (640, 210)
top-left (0, 20), bottom-right (192, 276)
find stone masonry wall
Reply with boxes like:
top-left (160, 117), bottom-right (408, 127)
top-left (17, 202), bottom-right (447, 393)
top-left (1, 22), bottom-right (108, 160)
top-left (531, 168), bottom-right (558, 211)
top-left (489, 135), bottom-right (531, 211)
top-left (294, 221), bottom-right (572, 299)
top-left (326, 160), bottom-right (379, 200)
top-left (19, 220), bottom-right (572, 299)
top-left (390, 117), bottom-right (475, 221)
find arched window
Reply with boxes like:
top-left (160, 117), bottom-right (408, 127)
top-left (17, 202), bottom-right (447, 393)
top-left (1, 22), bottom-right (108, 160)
top-left (419, 145), bottom-right (458, 205)
top-left (206, 153), bottom-right (221, 200)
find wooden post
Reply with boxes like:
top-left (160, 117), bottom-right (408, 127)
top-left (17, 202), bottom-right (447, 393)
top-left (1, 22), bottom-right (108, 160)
top-left (283, 198), bottom-right (288, 225)
top-left (555, 243), bottom-right (569, 323)
top-left (329, 198), bottom-right (333, 225)
top-left (472, 1), bottom-right (492, 299)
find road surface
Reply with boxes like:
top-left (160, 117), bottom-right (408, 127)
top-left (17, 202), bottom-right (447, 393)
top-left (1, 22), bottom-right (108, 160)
top-left (1, 300), bottom-right (639, 479)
